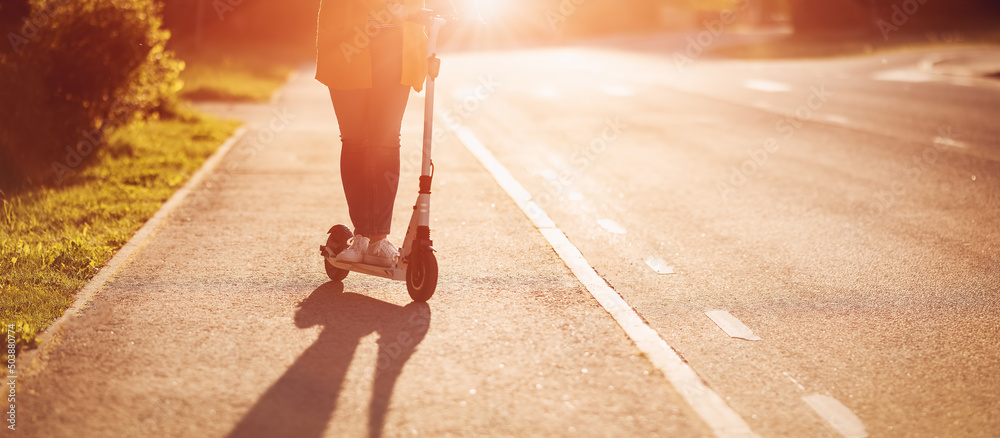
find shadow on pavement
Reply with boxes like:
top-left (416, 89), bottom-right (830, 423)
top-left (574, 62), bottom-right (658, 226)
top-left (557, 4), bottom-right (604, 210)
top-left (226, 282), bottom-right (432, 438)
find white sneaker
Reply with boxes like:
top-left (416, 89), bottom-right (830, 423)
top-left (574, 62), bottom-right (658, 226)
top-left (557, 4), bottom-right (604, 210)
top-left (364, 238), bottom-right (398, 267)
top-left (336, 236), bottom-right (369, 263)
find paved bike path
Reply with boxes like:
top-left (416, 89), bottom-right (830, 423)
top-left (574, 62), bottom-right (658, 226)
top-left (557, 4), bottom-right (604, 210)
top-left (19, 71), bottom-right (711, 437)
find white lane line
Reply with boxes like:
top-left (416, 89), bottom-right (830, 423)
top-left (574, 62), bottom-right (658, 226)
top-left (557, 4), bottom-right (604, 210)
top-left (705, 310), bottom-right (761, 341)
top-left (597, 218), bottom-right (627, 235)
top-left (874, 70), bottom-right (1000, 90)
top-left (744, 79), bottom-right (792, 93)
top-left (602, 84), bottom-right (636, 97)
top-left (450, 121), bottom-right (759, 438)
top-left (934, 136), bottom-right (968, 149)
top-left (783, 372), bottom-right (806, 391)
top-left (823, 114), bottom-right (851, 125)
top-left (452, 126), bottom-right (557, 229)
top-left (873, 70), bottom-right (934, 83)
top-left (645, 257), bottom-right (676, 275)
top-left (534, 86), bottom-right (559, 99)
top-left (803, 394), bottom-right (869, 438)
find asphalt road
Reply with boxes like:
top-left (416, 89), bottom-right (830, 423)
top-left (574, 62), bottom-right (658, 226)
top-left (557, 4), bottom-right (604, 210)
top-left (431, 39), bottom-right (1000, 437)
top-left (17, 34), bottom-right (1000, 437)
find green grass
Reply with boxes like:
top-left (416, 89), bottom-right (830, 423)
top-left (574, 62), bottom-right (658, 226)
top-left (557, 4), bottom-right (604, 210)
top-left (1, 110), bottom-right (239, 348)
top-left (1, 40), bottom-right (305, 350)
top-left (177, 45), bottom-right (301, 102)
top-left (180, 56), bottom-right (293, 102)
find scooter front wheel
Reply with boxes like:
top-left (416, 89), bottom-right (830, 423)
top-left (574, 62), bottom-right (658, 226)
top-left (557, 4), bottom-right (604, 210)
top-left (406, 250), bottom-right (438, 302)
top-left (324, 225), bottom-right (353, 282)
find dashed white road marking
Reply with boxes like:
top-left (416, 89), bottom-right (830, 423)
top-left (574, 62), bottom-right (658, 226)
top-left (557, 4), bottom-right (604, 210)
top-left (783, 372), bottom-right (806, 391)
top-left (449, 121), bottom-right (759, 438)
top-left (934, 136), bottom-right (968, 149)
top-left (597, 219), bottom-right (627, 235)
top-left (706, 310), bottom-right (761, 341)
top-left (645, 258), bottom-right (676, 275)
top-left (873, 69), bottom-right (934, 83)
top-left (822, 114), bottom-right (851, 125)
top-left (602, 85), bottom-right (636, 97)
top-left (744, 79), bottom-right (792, 93)
top-left (534, 86), bottom-right (559, 99)
top-left (874, 69), bottom-right (1000, 90)
top-left (752, 101), bottom-right (783, 113)
top-left (803, 394), bottom-right (869, 438)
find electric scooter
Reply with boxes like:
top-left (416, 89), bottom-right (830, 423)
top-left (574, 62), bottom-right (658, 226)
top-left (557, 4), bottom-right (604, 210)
top-left (320, 9), bottom-right (450, 302)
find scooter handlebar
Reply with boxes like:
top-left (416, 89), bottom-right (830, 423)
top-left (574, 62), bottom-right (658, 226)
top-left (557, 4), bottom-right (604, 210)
top-left (408, 9), bottom-right (449, 27)
top-left (408, 8), bottom-right (487, 27)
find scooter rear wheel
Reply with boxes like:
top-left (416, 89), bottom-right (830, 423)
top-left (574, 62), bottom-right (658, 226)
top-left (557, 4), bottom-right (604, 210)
top-left (406, 250), bottom-right (438, 302)
top-left (324, 225), bottom-right (353, 282)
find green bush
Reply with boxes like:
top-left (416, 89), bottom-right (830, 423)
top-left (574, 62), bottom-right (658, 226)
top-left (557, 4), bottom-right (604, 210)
top-left (0, 0), bottom-right (183, 190)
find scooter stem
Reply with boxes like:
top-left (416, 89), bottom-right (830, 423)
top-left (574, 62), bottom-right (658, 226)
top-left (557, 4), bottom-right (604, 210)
top-left (417, 16), bottom-right (446, 231)
top-left (421, 16), bottom-right (445, 179)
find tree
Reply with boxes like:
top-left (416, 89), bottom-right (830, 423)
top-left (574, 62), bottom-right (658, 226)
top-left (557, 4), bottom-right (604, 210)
top-left (0, 0), bottom-right (182, 189)
top-left (789, 0), bottom-right (1000, 36)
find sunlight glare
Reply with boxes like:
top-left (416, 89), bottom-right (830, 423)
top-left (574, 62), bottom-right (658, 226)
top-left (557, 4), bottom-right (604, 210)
top-left (472, 0), bottom-right (505, 18)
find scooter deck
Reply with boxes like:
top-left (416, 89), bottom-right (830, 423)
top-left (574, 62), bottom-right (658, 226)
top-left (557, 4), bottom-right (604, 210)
top-left (323, 247), bottom-right (407, 281)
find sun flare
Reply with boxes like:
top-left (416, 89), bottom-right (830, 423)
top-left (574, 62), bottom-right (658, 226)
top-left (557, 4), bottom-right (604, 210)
top-left (471, 0), bottom-right (506, 18)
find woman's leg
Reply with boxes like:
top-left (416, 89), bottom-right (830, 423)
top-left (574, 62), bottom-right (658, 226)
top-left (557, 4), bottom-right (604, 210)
top-left (367, 26), bottom-right (410, 237)
top-left (329, 88), bottom-right (373, 236)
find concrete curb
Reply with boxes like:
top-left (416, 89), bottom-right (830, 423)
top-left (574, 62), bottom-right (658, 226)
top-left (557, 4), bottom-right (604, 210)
top-left (21, 125), bottom-right (249, 378)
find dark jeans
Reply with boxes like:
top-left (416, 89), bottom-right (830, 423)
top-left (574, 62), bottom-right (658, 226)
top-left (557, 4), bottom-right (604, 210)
top-left (329, 27), bottom-right (410, 237)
